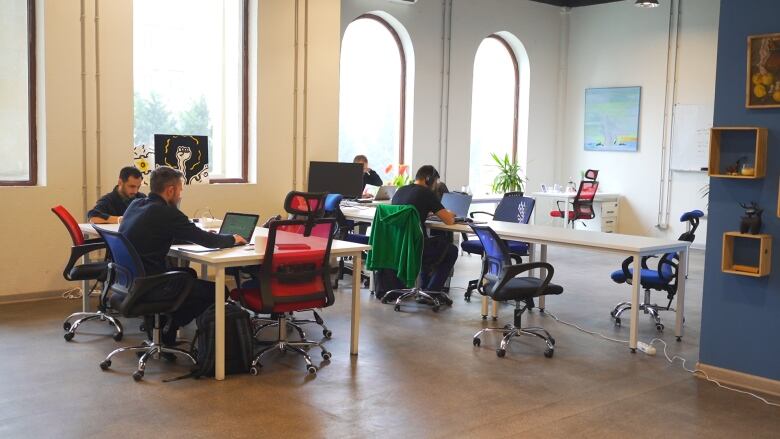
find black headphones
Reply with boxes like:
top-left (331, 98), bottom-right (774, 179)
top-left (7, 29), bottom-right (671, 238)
top-left (420, 166), bottom-right (439, 188)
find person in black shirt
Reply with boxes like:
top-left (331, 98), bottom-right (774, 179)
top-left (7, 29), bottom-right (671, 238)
top-left (391, 165), bottom-right (458, 292)
top-left (88, 166), bottom-right (147, 224)
top-left (353, 154), bottom-right (383, 189)
top-left (119, 166), bottom-right (246, 345)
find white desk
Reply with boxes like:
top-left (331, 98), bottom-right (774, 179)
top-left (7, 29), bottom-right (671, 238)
top-left (79, 223), bottom-right (370, 380)
top-left (339, 206), bottom-right (689, 352)
top-left (531, 191), bottom-right (620, 230)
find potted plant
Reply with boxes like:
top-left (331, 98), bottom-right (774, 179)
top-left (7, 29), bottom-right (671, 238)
top-left (490, 153), bottom-right (525, 194)
top-left (385, 164), bottom-right (411, 186)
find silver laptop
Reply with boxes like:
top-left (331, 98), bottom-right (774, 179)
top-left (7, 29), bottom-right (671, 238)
top-left (374, 185), bottom-right (397, 201)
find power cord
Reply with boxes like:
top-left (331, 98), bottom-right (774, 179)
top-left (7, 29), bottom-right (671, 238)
top-left (61, 282), bottom-right (100, 300)
top-left (539, 310), bottom-right (780, 407)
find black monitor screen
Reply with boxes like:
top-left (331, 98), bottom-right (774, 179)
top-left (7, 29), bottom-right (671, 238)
top-left (307, 161), bottom-right (364, 198)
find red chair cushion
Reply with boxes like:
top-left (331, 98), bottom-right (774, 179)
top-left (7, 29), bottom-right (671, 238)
top-left (229, 288), bottom-right (326, 313)
top-left (549, 210), bottom-right (576, 219)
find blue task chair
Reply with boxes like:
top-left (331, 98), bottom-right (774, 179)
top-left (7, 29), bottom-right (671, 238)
top-left (461, 193), bottom-right (535, 303)
top-left (469, 224), bottom-right (563, 358)
top-left (94, 226), bottom-right (197, 382)
top-left (609, 209), bottom-right (704, 333)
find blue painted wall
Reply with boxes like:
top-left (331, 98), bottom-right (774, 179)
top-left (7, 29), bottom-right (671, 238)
top-left (700, 0), bottom-right (780, 380)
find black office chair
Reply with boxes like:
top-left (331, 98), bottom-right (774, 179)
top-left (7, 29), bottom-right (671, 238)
top-left (460, 193), bottom-right (535, 303)
top-left (94, 226), bottom-right (197, 382)
top-left (609, 210), bottom-right (704, 333)
top-left (469, 224), bottom-right (563, 358)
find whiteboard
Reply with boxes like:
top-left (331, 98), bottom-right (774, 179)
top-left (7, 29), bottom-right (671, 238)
top-left (670, 104), bottom-right (713, 171)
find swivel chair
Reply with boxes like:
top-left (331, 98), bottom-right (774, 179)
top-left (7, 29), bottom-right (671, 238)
top-left (460, 193), bottom-right (535, 303)
top-left (550, 180), bottom-right (599, 228)
top-left (609, 210), bottom-right (703, 333)
top-left (51, 205), bottom-right (122, 342)
top-left (230, 218), bottom-right (337, 375)
top-left (94, 226), bottom-right (197, 381)
top-left (469, 224), bottom-right (563, 358)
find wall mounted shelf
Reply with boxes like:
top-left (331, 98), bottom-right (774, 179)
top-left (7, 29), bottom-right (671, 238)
top-left (722, 232), bottom-right (772, 277)
top-left (708, 127), bottom-right (767, 179)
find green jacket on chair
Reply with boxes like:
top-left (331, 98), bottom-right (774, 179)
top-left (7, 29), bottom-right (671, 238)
top-left (366, 204), bottom-right (423, 288)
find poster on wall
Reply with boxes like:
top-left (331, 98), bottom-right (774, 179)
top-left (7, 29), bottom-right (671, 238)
top-left (584, 86), bottom-right (641, 152)
top-left (132, 144), bottom-right (153, 185)
top-left (746, 33), bottom-right (780, 109)
top-left (154, 134), bottom-right (209, 184)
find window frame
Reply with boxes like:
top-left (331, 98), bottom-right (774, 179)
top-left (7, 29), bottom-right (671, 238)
top-left (0, 0), bottom-right (37, 187)
top-left (485, 34), bottom-right (520, 161)
top-left (354, 13), bottom-right (407, 164)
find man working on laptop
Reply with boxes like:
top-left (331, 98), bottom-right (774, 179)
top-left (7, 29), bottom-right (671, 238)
top-left (88, 166), bottom-right (146, 224)
top-left (120, 166), bottom-right (246, 346)
top-left (353, 154), bottom-right (383, 188)
top-left (391, 165), bottom-right (458, 293)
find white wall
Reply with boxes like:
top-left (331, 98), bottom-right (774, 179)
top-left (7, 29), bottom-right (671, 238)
top-left (560, 0), bottom-right (718, 243)
top-left (0, 0), bottom-right (341, 299)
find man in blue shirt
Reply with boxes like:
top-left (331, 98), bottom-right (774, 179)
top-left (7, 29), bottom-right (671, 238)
top-left (120, 166), bottom-right (246, 345)
top-left (88, 166), bottom-right (147, 224)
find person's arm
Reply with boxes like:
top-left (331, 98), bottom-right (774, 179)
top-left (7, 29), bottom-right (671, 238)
top-left (89, 215), bottom-right (120, 224)
top-left (87, 194), bottom-right (115, 223)
top-left (366, 170), bottom-right (383, 187)
top-left (434, 208), bottom-right (456, 225)
top-left (167, 208), bottom-right (240, 248)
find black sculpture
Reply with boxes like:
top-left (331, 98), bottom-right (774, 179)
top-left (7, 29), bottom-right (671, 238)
top-left (739, 202), bottom-right (763, 235)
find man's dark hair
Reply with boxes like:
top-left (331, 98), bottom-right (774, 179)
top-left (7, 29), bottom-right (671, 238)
top-left (119, 166), bottom-right (143, 182)
top-left (415, 165), bottom-right (440, 187)
top-left (150, 166), bottom-right (184, 194)
top-left (353, 154), bottom-right (368, 163)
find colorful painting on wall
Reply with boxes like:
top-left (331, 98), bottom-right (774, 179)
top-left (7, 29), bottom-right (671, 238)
top-left (132, 144), bottom-right (153, 185)
top-left (747, 33), bottom-right (780, 109)
top-left (154, 134), bottom-right (209, 184)
top-left (584, 86), bottom-right (641, 152)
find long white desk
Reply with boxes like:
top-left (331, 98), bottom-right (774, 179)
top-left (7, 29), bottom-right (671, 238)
top-left (340, 206), bottom-right (689, 352)
top-left (79, 223), bottom-right (370, 380)
top-left (531, 191), bottom-right (620, 229)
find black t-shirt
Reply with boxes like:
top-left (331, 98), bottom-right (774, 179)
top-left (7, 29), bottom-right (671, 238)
top-left (392, 184), bottom-right (445, 231)
top-left (363, 169), bottom-right (383, 188)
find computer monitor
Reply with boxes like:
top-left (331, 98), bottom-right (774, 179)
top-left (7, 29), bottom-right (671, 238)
top-left (307, 161), bottom-right (364, 198)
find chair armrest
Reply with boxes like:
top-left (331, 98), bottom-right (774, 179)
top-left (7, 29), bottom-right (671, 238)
top-left (555, 200), bottom-right (571, 211)
top-left (469, 211), bottom-right (494, 219)
top-left (117, 270), bottom-right (196, 316)
top-left (657, 253), bottom-right (679, 280)
top-left (641, 255), bottom-right (657, 270)
top-left (494, 261), bottom-right (554, 297)
top-left (64, 242), bottom-right (107, 280)
top-left (508, 253), bottom-right (523, 265)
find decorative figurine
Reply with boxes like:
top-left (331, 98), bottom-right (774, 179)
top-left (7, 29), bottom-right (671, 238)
top-left (739, 201), bottom-right (763, 234)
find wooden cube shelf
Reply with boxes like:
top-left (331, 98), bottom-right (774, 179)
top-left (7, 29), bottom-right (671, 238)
top-left (722, 232), bottom-right (772, 277)
top-left (708, 127), bottom-right (767, 179)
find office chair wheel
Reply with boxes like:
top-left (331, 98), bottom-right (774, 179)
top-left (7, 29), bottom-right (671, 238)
top-left (614, 317), bottom-right (621, 327)
top-left (655, 323), bottom-right (664, 332)
top-left (544, 348), bottom-right (554, 358)
top-left (63, 322), bottom-right (72, 331)
top-left (432, 305), bottom-right (440, 312)
top-left (132, 371), bottom-right (144, 382)
top-left (63, 332), bottom-right (74, 342)
top-left (139, 322), bottom-right (145, 332)
top-left (609, 310), bottom-right (616, 318)
top-left (249, 366), bottom-right (259, 376)
top-left (549, 337), bottom-right (556, 346)
top-left (363, 279), bottom-right (370, 288)
top-left (472, 338), bottom-right (481, 347)
top-left (496, 348), bottom-right (506, 358)
top-left (307, 365), bottom-right (318, 375)
top-left (464, 292), bottom-right (471, 302)
top-left (394, 304), bottom-right (401, 312)
top-left (112, 332), bottom-right (123, 342)
top-left (323, 329), bottom-right (332, 338)
top-left (676, 336), bottom-right (682, 342)
top-left (321, 351), bottom-right (332, 360)
top-left (99, 360), bottom-right (111, 370)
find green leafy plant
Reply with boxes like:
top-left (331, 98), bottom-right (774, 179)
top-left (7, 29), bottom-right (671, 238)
top-left (490, 152), bottom-right (525, 194)
top-left (385, 164), bottom-right (411, 186)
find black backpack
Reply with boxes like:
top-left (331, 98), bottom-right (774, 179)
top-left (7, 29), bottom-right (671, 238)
top-left (188, 302), bottom-right (254, 378)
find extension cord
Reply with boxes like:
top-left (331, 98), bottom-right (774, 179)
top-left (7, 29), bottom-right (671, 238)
top-left (637, 341), bottom-right (656, 355)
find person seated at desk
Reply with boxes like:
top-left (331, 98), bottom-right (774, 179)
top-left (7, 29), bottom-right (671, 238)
top-left (353, 154), bottom-right (383, 189)
top-left (119, 166), bottom-right (246, 345)
top-left (88, 166), bottom-right (146, 224)
top-left (391, 165), bottom-right (458, 292)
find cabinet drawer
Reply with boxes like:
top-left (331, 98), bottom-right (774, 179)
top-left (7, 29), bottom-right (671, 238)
top-left (600, 201), bottom-right (619, 217)
top-left (601, 217), bottom-right (618, 232)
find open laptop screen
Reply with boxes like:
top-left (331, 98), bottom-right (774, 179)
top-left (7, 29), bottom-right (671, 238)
top-left (441, 192), bottom-right (472, 218)
top-left (219, 212), bottom-right (260, 242)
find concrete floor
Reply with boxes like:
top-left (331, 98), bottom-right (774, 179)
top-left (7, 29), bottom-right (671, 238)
top-left (1, 247), bottom-right (778, 438)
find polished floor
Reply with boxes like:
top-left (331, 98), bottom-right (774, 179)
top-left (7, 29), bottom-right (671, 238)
top-left (1, 247), bottom-right (778, 438)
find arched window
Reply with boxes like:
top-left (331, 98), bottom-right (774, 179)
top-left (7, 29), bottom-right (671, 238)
top-left (338, 14), bottom-right (407, 183)
top-left (469, 35), bottom-right (522, 195)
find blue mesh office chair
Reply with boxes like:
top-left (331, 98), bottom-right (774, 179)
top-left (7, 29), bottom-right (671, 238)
top-left (609, 209), bottom-right (704, 333)
top-left (461, 193), bottom-right (535, 303)
top-left (469, 224), bottom-right (563, 358)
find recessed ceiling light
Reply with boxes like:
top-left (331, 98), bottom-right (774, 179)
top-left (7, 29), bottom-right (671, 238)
top-left (635, 0), bottom-right (660, 7)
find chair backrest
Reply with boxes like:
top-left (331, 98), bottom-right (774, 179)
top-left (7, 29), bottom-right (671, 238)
top-left (584, 169), bottom-right (599, 181)
top-left (572, 180), bottom-right (599, 219)
top-left (678, 209), bottom-right (704, 242)
top-left (52, 205), bottom-right (86, 246)
top-left (323, 193), bottom-right (343, 214)
top-left (94, 226), bottom-right (146, 284)
top-left (284, 191), bottom-right (326, 217)
top-left (259, 218), bottom-right (336, 313)
top-left (493, 194), bottom-right (535, 224)
top-left (469, 225), bottom-right (512, 282)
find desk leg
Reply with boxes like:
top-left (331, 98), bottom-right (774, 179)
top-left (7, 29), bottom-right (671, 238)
top-left (350, 252), bottom-right (361, 355)
top-left (481, 296), bottom-right (489, 319)
top-left (538, 244), bottom-right (548, 311)
top-left (200, 263), bottom-right (208, 280)
top-left (215, 267), bottom-right (226, 380)
top-left (629, 254), bottom-right (641, 352)
top-left (675, 247), bottom-right (687, 342)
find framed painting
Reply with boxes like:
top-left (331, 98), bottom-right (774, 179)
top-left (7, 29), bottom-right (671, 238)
top-left (584, 86), bottom-right (641, 152)
top-left (747, 33), bottom-right (780, 109)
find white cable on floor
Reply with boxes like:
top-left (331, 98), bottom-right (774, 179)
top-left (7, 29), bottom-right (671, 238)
top-left (538, 310), bottom-right (780, 407)
top-left (62, 287), bottom-right (82, 299)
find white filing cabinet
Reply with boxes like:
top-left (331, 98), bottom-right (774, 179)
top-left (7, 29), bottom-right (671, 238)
top-left (574, 199), bottom-right (620, 233)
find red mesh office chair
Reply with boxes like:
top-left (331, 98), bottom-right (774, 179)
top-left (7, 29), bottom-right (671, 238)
top-left (51, 205), bottom-right (122, 341)
top-left (549, 180), bottom-right (599, 227)
top-left (230, 218), bottom-right (336, 375)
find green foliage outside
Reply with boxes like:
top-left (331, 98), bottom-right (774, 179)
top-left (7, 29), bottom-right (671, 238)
top-left (133, 92), bottom-right (212, 146)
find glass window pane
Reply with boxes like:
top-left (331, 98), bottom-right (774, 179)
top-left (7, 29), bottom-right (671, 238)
top-left (469, 37), bottom-right (517, 195)
top-left (0, 0), bottom-right (31, 182)
top-left (338, 17), bottom-right (403, 183)
top-left (133, 0), bottom-right (244, 180)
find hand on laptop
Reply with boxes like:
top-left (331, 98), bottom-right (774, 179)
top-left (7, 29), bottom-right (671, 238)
top-left (233, 235), bottom-right (248, 246)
